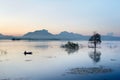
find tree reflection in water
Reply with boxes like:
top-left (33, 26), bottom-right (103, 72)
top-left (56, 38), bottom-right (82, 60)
top-left (61, 41), bottom-right (79, 54)
top-left (89, 49), bottom-right (101, 63)
top-left (0, 49), bottom-right (7, 56)
top-left (65, 47), bottom-right (79, 54)
top-left (0, 49), bottom-right (8, 62)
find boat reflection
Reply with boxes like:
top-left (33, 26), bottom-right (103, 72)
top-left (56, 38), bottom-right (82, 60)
top-left (34, 45), bottom-right (49, 49)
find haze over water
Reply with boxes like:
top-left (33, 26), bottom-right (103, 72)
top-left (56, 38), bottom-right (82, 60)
top-left (0, 40), bottom-right (120, 80)
top-left (0, 0), bottom-right (120, 80)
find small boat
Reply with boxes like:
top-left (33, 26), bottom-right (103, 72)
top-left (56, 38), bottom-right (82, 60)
top-left (24, 51), bottom-right (32, 55)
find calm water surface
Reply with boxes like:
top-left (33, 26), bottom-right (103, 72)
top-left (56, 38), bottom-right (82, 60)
top-left (0, 40), bottom-right (120, 80)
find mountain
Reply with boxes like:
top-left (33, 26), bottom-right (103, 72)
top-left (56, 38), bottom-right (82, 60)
top-left (102, 35), bottom-right (120, 41)
top-left (0, 29), bottom-right (120, 41)
top-left (22, 29), bottom-right (87, 40)
top-left (0, 33), bottom-right (13, 39)
top-left (56, 31), bottom-right (84, 40)
top-left (22, 29), bottom-right (56, 40)
top-left (0, 33), bottom-right (4, 37)
top-left (22, 29), bottom-right (120, 40)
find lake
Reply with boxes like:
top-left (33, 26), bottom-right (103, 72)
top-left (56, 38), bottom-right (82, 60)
top-left (0, 40), bottom-right (120, 80)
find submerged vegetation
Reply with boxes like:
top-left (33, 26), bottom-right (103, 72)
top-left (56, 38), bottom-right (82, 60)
top-left (61, 41), bottom-right (79, 49)
top-left (61, 41), bottom-right (79, 54)
top-left (67, 66), bottom-right (112, 75)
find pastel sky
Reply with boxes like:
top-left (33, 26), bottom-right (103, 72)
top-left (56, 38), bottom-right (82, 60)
top-left (0, 0), bottom-right (120, 36)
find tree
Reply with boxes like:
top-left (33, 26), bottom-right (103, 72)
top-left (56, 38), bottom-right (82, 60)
top-left (89, 32), bottom-right (101, 49)
top-left (88, 32), bottom-right (102, 63)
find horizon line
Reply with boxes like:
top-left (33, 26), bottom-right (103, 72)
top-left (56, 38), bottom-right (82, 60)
top-left (0, 29), bottom-right (119, 37)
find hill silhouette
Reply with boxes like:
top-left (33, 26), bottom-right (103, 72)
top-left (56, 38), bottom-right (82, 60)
top-left (22, 29), bottom-right (120, 40)
top-left (0, 29), bottom-right (120, 40)
top-left (23, 29), bottom-right (55, 39)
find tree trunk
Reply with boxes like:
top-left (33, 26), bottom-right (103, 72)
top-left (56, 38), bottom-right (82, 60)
top-left (94, 41), bottom-right (96, 51)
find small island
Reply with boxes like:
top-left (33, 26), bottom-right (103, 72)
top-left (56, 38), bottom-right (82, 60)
top-left (61, 41), bottom-right (79, 49)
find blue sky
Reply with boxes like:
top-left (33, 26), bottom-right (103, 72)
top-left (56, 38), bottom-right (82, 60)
top-left (0, 0), bottom-right (120, 36)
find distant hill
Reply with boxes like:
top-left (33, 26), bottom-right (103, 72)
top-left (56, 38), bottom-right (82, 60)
top-left (22, 29), bottom-right (120, 41)
top-left (0, 29), bottom-right (120, 41)
top-left (56, 31), bottom-right (87, 40)
top-left (0, 33), bottom-right (4, 37)
top-left (22, 29), bottom-right (56, 40)
top-left (0, 33), bottom-right (13, 39)
top-left (102, 35), bottom-right (120, 41)
top-left (22, 29), bottom-right (89, 40)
